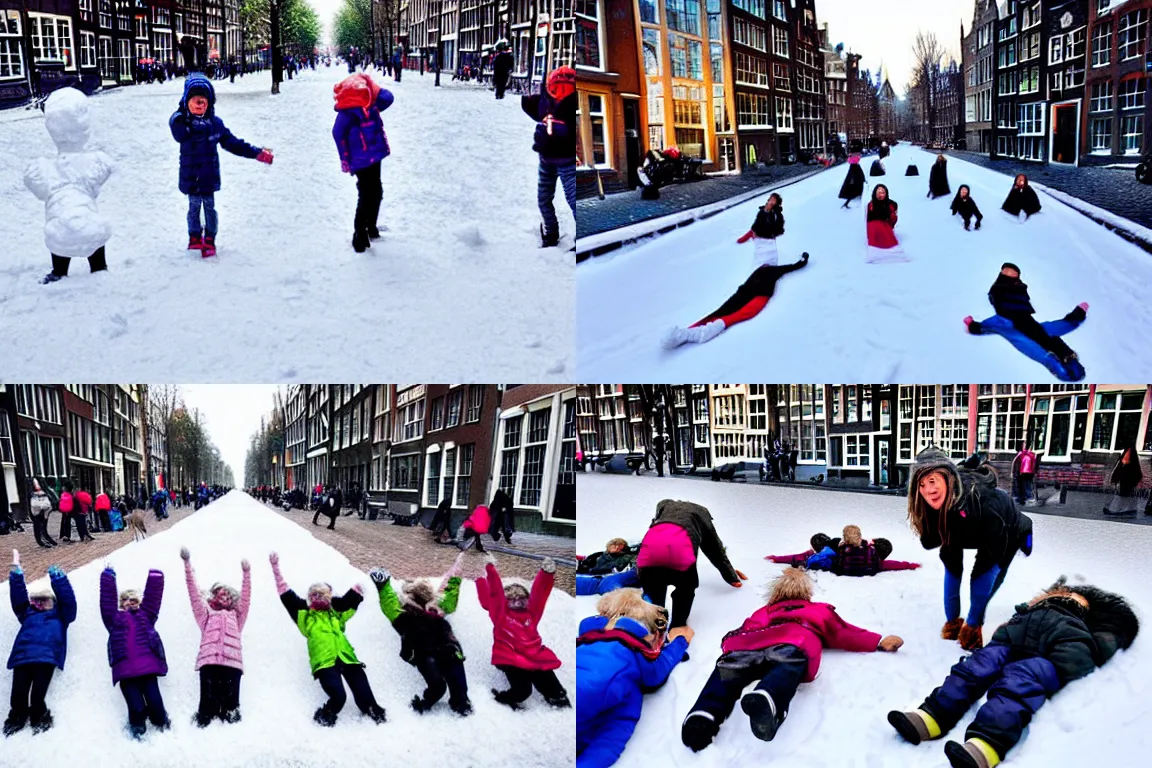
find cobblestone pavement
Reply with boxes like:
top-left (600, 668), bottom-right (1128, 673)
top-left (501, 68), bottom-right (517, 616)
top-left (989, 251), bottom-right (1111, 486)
top-left (270, 504), bottom-right (576, 595)
top-left (946, 150), bottom-right (1152, 230)
top-left (3, 504), bottom-right (201, 581)
top-left (576, 163), bottom-right (829, 239)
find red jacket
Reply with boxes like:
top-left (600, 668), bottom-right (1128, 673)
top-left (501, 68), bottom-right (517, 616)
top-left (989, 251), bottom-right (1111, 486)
top-left (476, 563), bottom-right (561, 671)
top-left (462, 504), bottom-right (491, 535)
top-left (720, 599), bottom-right (882, 682)
top-left (95, 493), bottom-right (111, 512)
top-left (74, 490), bottom-right (93, 515)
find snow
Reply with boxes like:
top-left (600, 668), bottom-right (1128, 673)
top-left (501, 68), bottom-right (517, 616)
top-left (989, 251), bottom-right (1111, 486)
top-left (0, 67), bottom-right (573, 381)
top-left (576, 144), bottom-right (1152, 382)
top-left (577, 473), bottom-right (1150, 767)
top-left (0, 491), bottom-right (574, 768)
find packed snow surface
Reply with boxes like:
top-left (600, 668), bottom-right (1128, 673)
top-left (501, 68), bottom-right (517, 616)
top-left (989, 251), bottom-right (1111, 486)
top-left (0, 491), bottom-right (574, 768)
top-left (576, 145), bottom-right (1152, 381)
top-left (0, 67), bottom-right (573, 381)
top-left (576, 473), bottom-right (1149, 767)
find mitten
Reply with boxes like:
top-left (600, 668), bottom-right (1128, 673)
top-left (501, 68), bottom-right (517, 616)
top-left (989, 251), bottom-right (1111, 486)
top-left (341, 160), bottom-right (351, 174)
top-left (369, 567), bottom-right (391, 587)
top-left (241, 559), bottom-right (250, 572)
top-left (269, 552), bottom-right (279, 566)
top-left (541, 557), bottom-right (556, 574)
top-left (352, 584), bottom-right (364, 595)
top-left (48, 565), bottom-right (64, 579)
top-left (256, 149), bottom-right (274, 165)
top-left (104, 565), bottom-right (115, 576)
top-left (180, 546), bottom-right (191, 561)
top-left (9, 563), bottom-right (21, 576)
top-left (736, 230), bottom-right (755, 244)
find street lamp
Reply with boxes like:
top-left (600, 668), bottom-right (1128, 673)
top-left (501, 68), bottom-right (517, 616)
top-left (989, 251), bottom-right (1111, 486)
top-left (434, 0), bottom-right (442, 87)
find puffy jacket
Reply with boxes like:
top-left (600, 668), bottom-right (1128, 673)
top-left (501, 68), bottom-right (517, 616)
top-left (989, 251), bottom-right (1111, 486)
top-left (28, 491), bottom-right (51, 517)
top-left (74, 490), bottom-right (92, 514)
top-left (169, 74), bottom-right (261, 195)
top-left (989, 273), bottom-right (1035, 315)
top-left (476, 563), bottom-right (560, 671)
top-left (521, 91), bottom-right (576, 163)
top-left (576, 615), bottom-right (688, 768)
top-left (7, 570), bottom-right (77, 670)
top-left (1017, 450), bottom-right (1036, 475)
top-left (377, 578), bottom-right (463, 664)
top-left (278, 588), bottom-right (363, 675)
top-left (185, 561), bottom-right (251, 672)
top-left (462, 504), bottom-right (491, 535)
top-left (637, 500), bottom-right (740, 584)
top-left (58, 491), bottom-right (73, 514)
top-left (332, 74), bottom-right (395, 172)
top-left (720, 599), bottom-right (881, 682)
top-left (989, 599), bottom-right (1106, 685)
top-left (750, 207), bottom-right (785, 239)
top-left (95, 493), bottom-right (111, 512)
top-left (100, 568), bottom-right (168, 685)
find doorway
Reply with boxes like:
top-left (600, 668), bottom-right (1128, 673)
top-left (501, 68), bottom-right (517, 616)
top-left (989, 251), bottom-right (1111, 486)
top-left (1051, 104), bottom-right (1078, 164)
top-left (623, 98), bottom-right (642, 189)
top-left (876, 439), bottom-right (889, 487)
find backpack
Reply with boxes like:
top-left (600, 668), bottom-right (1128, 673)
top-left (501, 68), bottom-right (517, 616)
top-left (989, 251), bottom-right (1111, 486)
top-left (59, 491), bottom-right (74, 514)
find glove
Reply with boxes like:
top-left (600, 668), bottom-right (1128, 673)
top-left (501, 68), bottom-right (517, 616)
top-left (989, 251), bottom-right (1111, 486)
top-left (256, 149), bottom-right (274, 165)
top-left (48, 565), bottom-right (64, 579)
top-left (369, 567), bottom-right (391, 585)
top-left (878, 635), bottom-right (904, 652)
top-left (241, 558), bottom-right (250, 572)
top-left (734, 569), bottom-right (749, 581)
top-left (104, 565), bottom-right (115, 576)
top-left (352, 584), bottom-right (364, 595)
top-left (736, 230), bottom-right (754, 244)
top-left (341, 160), bottom-right (351, 174)
top-left (269, 552), bottom-right (279, 566)
top-left (541, 557), bottom-right (556, 574)
top-left (180, 546), bottom-right (191, 562)
top-left (800, 252), bottom-right (810, 262)
top-left (9, 563), bottom-right (21, 576)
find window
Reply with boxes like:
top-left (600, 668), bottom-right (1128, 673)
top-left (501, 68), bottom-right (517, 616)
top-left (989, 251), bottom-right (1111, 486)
top-left (665, 0), bottom-right (701, 36)
top-left (1091, 80), bottom-right (1113, 112)
top-left (845, 435), bottom-right (869, 467)
top-left (0, 411), bottom-right (12, 464)
top-left (669, 33), bottom-right (703, 79)
top-left (1019, 65), bottom-right (1039, 93)
top-left (154, 7), bottom-right (170, 26)
top-left (1118, 9), bottom-right (1148, 61)
top-left (736, 52), bottom-right (768, 86)
top-left (775, 96), bottom-right (792, 131)
top-left (498, 416), bottom-right (523, 496)
top-left (79, 30), bottom-right (96, 69)
top-left (0, 38), bottom-right (22, 79)
top-left (99, 1), bottom-right (112, 29)
top-left (639, 0), bottom-right (659, 23)
top-left (1122, 114), bottom-right (1144, 153)
top-left (772, 0), bottom-right (786, 21)
top-left (642, 28), bottom-right (661, 75)
top-left (446, 389), bottom-right (463, 428)
top-left (737, 92), bottom-right (770, 126)
top-left (455, 444), bottom-right (474, 507)
top-left (772, 26), bottom-right (789, 58)
top-left (466, 385), bottom-right (483, 423)
top-left (734, 18), bottom-right (766, 52)
top-left (1049, 36), bottom-right (1062, 64)
top-left (390, 454), bottom-right (420, 491)
top-left (1092, 392), bottom-right (1146, 450)
top-left (30, 15), bottom-right (74, 67)
top-left (773, 61), bottom-right (790, 91)
top-left (1018, 102), bottom-right (1043, 135)
top-left (519, 408), bottom-right (552, 507)
top-left (1021, 31), bottom-right (1039, 61)
top-left (733, 0), bottom-right (764, 15)
top-left (1092, 21), bottom-right (1111, 67)
top-left (1023, 1), bottom-right (1041, 29)
top-left (425, 451), bottom-right (442, 505)
top-left (1119, 78), bottom-right (1146, 110)
top-left (1090, 117), bottom-right (1112, 150)
top-left (117, 37), bottom-right (131, 80)
top-left (430, 397), bottom-right (444, 431)
top-left (134, 15), bottom-right (147, 39)
top-left (399, 398), bottom-right (425, 442)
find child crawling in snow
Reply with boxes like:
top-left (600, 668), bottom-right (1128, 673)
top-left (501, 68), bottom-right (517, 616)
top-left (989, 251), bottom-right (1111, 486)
top-left (681, 568), bottom-right (902, 751)
top-left (765, 524), bottom-right (920, 575)
top-left (477, 554), bottom-right (570, 709)
top-left (369, 552), bottom-right (471, 715)
top-left (888, 576), bottom-right (1138, 768)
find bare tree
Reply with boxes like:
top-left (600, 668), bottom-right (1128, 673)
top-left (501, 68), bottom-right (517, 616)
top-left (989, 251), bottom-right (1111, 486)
top-left (911, 30), bottom-right (945, 142)
top-left (148, 384), bottom-right (182, 492)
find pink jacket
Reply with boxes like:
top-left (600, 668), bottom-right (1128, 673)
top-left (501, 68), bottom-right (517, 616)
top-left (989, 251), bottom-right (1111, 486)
top-left (476, 563), bottom-right (561, 671)
top-left (720, 600), bottom-right (881, 681)
top-left (184, 561), bottom-right (251, 672)
top-left (462, 504), bottom-right (491, 534)
top-left (636, 523), bottom-right (697, 571)
top-left (1018, 450), bottom-right (1036, 474)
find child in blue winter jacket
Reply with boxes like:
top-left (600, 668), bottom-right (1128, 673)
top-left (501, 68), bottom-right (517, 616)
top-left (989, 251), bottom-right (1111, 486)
top-left (4, 549), bottom-right (76, 736)
top-left (577, 588), bottom-right (693, 768)
top-left (332, 73), bottom-right (395, 253)
top-left (169, 73), bottom-right (273, 258)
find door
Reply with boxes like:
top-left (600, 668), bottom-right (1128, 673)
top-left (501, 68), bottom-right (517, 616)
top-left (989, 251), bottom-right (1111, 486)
top-left (1052, 105), bottom-right (1077, 164)
top-left (877, 439), bottom-right (889, 486)
top-left (623, 99), bottom-right (642, 189)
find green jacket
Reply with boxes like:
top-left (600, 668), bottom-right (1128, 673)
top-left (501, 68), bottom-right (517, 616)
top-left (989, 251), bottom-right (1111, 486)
top-left (377, 577), bottom-right (463, 664)
top-left (279, 588), bottom-right (363, 675)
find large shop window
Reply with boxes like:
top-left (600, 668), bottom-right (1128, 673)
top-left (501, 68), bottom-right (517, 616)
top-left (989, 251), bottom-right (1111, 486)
top-left (1092, 391), bottom-right (1147, 451)
top-left (30, 15), bottom-right (74, 68)
top-left (575, 0), bottom-right (601, 69)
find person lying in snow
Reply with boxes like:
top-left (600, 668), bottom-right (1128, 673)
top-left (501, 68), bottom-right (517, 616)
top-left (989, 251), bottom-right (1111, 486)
top-left (577, 538), bottom-right (642, 596)
top-left (269, 551), bottom-right (387, 726)
top-left (765, 524), bottom-right (920, 575)
top-left (476, 554), bottom-right (570, 709)
top-left (888, 577), bottom-right (1139, 768)
top-left (1001, 174), bottom-right (1041, 220)
top-left (181, 546), bottom-right (251, 727)
top-left (681, 568), bottom-right (902, 752)
top-left (4, 550), bottom-right (76, 736)
top-left (100, 565), bottom-right (170, 739)
top-left (577, 588), bottom-right (694, 768)
top-left (369, 552), bottom-right (472, 716)
top-left (950, 184), bottom-right (984, 230)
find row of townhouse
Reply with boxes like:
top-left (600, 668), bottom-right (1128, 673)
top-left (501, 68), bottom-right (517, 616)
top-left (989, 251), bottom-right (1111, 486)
top-left (393, 0), bottom-right (571, 91)
top-left (0, 0), bottom-right (243, 109)
top-left (575, 0), bottom-right (901, 196)
top-left (962, 0), bottom-right (1150, 164)
top-left (577, 384), bottom-right (1152, 491)
top-left (279, 385), bottom-right (576, 535)
top-left (0, 384), bottom-right (229, 517)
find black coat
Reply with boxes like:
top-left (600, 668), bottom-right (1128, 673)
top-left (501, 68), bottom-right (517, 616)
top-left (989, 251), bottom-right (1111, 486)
top-left (866, 197), bottom-right (897, 223)
top-left (928, 163), bottom-right (950, 197)
top-left (1002, 185), bottom-right (1042, 216)
top-left (646, 500), bottom-right (740, 583)
top-left (869, 159), bottom-right (886, 176)
top-left (879, 145), bottom-right (890, 159)
top-left (950, 194), bottom-right (983, 221)
top-left (1110, 457), bottom-right (1143, 491)
top-left (578, 545), bottom-right (640, 575)
top-left (990, 600), bottom-right (1100, 685)
top-left (838, 164), bottom-right (865, 200)
top-left (393, 607), bottom-right (464, 664)
top-left (493, 51), bottom-right (514, 82)
top-left (750, 207), bottom-right (785, 238)
top-left (989, 273), bottom-right (1035, 315)
top-left (522, 92), bottom-right (576, 162)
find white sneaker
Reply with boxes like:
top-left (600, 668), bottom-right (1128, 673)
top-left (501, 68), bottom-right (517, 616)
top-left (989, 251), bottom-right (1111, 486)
top-left (662, 326), bottom-right (690, 349)
top-left (689, 320), bottom-right (726, 343)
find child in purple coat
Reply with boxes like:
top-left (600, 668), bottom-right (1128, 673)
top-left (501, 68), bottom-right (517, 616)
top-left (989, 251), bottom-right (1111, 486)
top-left (332, 73), bottom-right (395, 253)
top-left (100, 566), bottom-right (169, 739)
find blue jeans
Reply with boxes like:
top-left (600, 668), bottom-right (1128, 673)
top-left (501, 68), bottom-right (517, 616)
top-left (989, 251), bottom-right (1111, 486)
top-left (187, 194), bottom-right (218, 237)
top-left (537, 160), bottom-right (576, 236)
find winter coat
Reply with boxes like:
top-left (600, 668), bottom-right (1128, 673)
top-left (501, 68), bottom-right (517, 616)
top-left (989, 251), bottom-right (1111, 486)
top-left (835, 541), bottom-right (882, 576)
top-left (637, 500), bottom-right (740, 583)
top-left (169, 74), bottom-right (262, 196)
top-left (1002, 184), bottom-right (1041, 216)
top-left (476, 563), bottom-right (561, 671)
top-left (332, 74), bottom-right (395, 172)
top-left (95, 493), bottom-right (111, 512)
top-left (1016, 449), bottom-right (1037, 475)
top-left (522, 91), bottom-right (576, 163)
top-left (950, 194), bottom-right (983, 221)
top-left (989, 598), bottom-right (1116, 685)
top-left (489, 488), bottom-right (516, 539)
top-left (493, 51), bottom-right (514, 82)
top-left (7, 570), bottom-right (77, 670)
top-left (278, 588), bottom-right (363, 675)
top-left (719, 599), bottom-right (881, 682)
top-left (1110, 456), bottom-right (1143, 492)
top-left (866, 199), bottom-right (899, 249)
top-left (99, 568), bottom-right (168, 685)
top-left (74, 490), bottom-right (92, 515)
top-left (928, 163), bottom-right (950, 197)
top-left (29, 491), bottom-right (51, 518)
top-left (462, 504), bottom-right (491, 534)
top-left (878, 144), bottom-right (890, 159)
top-left (988, 273), bottom-right (1035, 315)
top-left (23, 87), bottom-right (113, 258)
top-left (578, 546), bottom-right (640, 576)
top-left (869, 159), bottom-right (886, 176)
top-left (576, 615), bottom-right (689, 768)
top-left (750, 207), bottom-right (784, 239)
top-left (326, 487), bottom-right (344, 515)
top-left (838, 164), bottom-right (865, 200)
top-left (377, 577), bottom-right (463, 663)
top-left (185, 561), bottom-right (251, 672)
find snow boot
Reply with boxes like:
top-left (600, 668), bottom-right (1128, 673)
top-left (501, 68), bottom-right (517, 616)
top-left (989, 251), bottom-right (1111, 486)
top-left (449, 699), bottom-right (473, 717)
top-left (188, 234), bottom-right (203, 251)
top-left (201, 236), bottom-right (216, 258)
top-left (545, 693), bottom-right (572, 709)
top-left (30, 710), bottom-right (52, 735)
top-left (945, 738), bottom-right (1002, 768)
top-left (40, 272), bottom-right (64, 284)
top-left (127, 721), bottom-right (147, 740)
top-left (681, 711), bottom-right (719, 752)
top-left (313, 705), bottom-right (338, 727)
top-left (974, 219), bottom-right (981, 230)
top-left (941, 618), bottom-right (964, 640)
top-left (958, 623), bottom-right (984, 650)
top-left (368, 225), bottom-right (382, 239)
top-left (964, 220), bottom-right (970, 231)
top-left (887, 709), bottom-right (942, 745)
top-left (352, 230), bottom-right (370, 253)
top-left (540, 224), bottom-right (560, 248)
top-left (741, 689), bottom-right (782, 742)
top-left (963, 316), bottom-right (982, 334)
top-left (365, 705), bottom-right (387, 724)
top-left (194, 711), bottom-right (213, 728)
top-left (410, 695), bottom-right (434, 714)
top-left (491, 688), bottom-right (523, 710)
top-left (3, 712), bottom-right (27, 737)
top-left (153, 718), bottom-right (171, 732)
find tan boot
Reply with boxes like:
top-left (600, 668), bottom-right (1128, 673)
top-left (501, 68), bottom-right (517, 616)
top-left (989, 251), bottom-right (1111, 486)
top-left (941, 618), bottom-right (964, 640)
top-left (958, 623), bottom-right (984, 650)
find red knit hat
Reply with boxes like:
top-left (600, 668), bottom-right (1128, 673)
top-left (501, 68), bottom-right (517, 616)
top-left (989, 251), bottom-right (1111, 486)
top-left (546, 66), bottom-right (576, 100)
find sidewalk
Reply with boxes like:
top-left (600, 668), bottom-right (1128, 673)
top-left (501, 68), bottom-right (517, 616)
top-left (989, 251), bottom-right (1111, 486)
top-left (272, 504), bottom-right (576, 595)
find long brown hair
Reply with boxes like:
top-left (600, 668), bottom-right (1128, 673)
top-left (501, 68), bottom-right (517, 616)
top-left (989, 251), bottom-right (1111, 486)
top-left (907, 469), bottom-right (959, 546)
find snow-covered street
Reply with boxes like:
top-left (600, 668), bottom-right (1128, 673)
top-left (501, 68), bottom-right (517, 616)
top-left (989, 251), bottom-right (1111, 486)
top-left (576, 145), bottom-right (1152, 382)
top-left (0, 491), bottom-right (574, 768)
top-left (0, 67), bottom-right (573, 381)
top-left (576, 473), bottom-right (1150, 767)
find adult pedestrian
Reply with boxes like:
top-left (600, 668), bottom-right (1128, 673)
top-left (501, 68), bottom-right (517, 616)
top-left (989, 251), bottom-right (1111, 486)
top-left (311, 485), bottom-right (339, 530)
top-left (1011, 443), bottom-right (1037, 505)
top-left (27, 480), bottom-right (57, 548)
top-left (1104, 445), bottom-right (1143, 516)
top-left (492, 41), bottom-right (514, 100)
top-left (391, 46), bottom-right (404, 82)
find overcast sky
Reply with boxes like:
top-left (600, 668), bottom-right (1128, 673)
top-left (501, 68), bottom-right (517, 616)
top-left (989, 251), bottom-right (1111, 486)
top-left (818, 0), bottom-right (971, 92)
top-left (178, 385), bottom-right (282, 484)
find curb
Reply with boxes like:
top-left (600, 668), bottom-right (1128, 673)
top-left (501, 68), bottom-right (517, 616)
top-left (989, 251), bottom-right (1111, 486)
top-left (576, 166), bottom-right (830, 263)
top-left (484, 545), bottom-right (577, 567)
top-left (1029, 180), bottom-right (1152, 256)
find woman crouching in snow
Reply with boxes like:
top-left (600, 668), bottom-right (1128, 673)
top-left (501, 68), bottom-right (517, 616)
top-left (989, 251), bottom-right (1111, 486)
top-left (681, 567), bottom-right (902, 752)
top-left (181, 546), bottom-right (250, 726)
top-left (476, 554), bottom-right (570, 709)
top-left (865, 184), bottom-right (905, 262)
